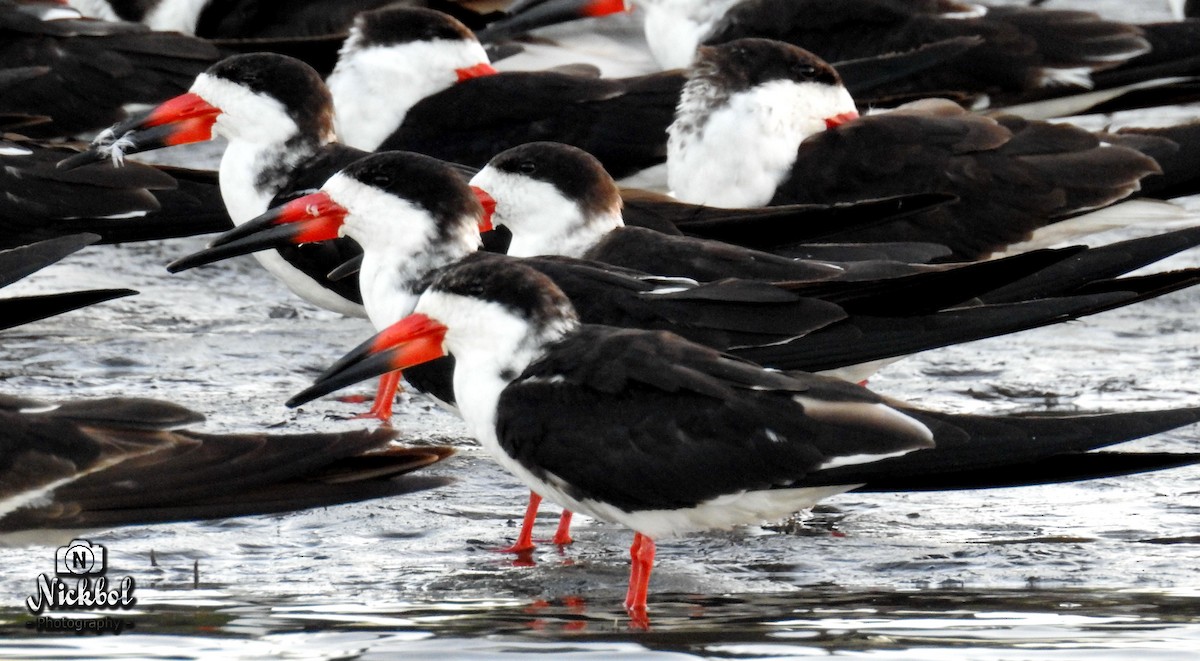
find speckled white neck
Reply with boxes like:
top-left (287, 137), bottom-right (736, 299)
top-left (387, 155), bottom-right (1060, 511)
top-left (668, 79), bottom-right (854, 207)
top-left (329, 38), bottom-right (490, 150)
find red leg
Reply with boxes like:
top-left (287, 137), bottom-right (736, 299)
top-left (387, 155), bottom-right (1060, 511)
top-left (497, 492), bottom-right (541, 554)
top-left (624, 534), bottom-right (645, 609)
top-left (625, 532), bottom-right (655, 629)
top-left (354, 371), bottom-right (402, 421)
top-left (552, 510), bottom-right (574, 546)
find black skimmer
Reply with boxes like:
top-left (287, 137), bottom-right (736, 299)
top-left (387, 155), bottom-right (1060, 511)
top-left (0, 0), bottom-right (223, 137)
top-left (62, 52), bottom-right (371, 317)
top-left (3, 134), bottom-right (231, 248)
top-left (471, 142), bottom-right (970, 279)
top-left (0, 234), bottom-right (135, 330)
top-left (0, 393), bottom-right (453, 541)
top-left (289, 256), bottom-right (1200, 625)
top-left (664, 39), bottom-right (1181, 261)
top-left (171, 149), bottom-right (1200, 555)
top-left (471, 141), bottom-right (1200, 297)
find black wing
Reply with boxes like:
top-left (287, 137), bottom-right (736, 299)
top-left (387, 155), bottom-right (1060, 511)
top-left (705, 0), bottom-right (1147, 103)
top-left (0, 5), bottom-right (219, 137)
top-left (195, 0), bottom-right (498, 38)
top-left (496, 326), bottom-right (932, 511)
top-left (775, 104), bottom-right (1158, 260)
top-left (381, 70), bottom-right (683, 178)
top-left (0, 394), bottom-right (453, 532)
top-left (512, 253), bottom-right (850, 348)
top-left (0, 136), bottom-right (231, 248)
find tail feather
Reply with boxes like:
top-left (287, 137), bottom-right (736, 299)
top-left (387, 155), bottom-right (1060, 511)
top-left (853, 451), bottom-right (1200, 491)
top-left (736, 291), bottom-right (1134, 373)
top-left (982, 223), bottom-right (1200, 304)
top-left (0, 289), bottom-right (136, 331)
top-left (809, 406), bottom-right (1200, 487)
top-left (1109, 122), bottom-right (1200, 200)
top-left (0, 234), bottom-right (100, 289)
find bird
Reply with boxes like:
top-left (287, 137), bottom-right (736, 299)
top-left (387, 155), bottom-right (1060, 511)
top-left (467, 141), bottom-right (1200, 287)
top-left (664, 39), bottom-right (1186, 261)
top-left (0, 392), bottom-right (453, 543)
top-left (287, 255), bottom-right (1200, 626)
top-left (0, 234), bottom-right (135, 331)
top-left (166, 150), bottom-right (1200, 554)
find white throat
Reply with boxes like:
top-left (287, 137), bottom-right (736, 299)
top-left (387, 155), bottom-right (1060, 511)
top-left (328, 39), bottom-right (490, 151)
top-left (190, 73), bottom-right (317, 223)
top-left (668, 79), bottom-right (854, 208)
top-left (416, 292), bottom-right (571, 457)
top-left (326, 174), bottom-right (481, 328)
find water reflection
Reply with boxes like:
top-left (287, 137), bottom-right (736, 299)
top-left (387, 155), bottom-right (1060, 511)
top-left (3, 586), bottom-right (1199, 659)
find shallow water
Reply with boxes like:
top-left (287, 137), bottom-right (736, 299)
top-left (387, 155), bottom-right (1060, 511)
top-left (4, 1), bottom-right (1200, 658)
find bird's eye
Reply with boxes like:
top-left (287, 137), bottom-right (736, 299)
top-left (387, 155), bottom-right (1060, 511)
top-left (371, 174), bottom-right (392, 187)
top-left (797, 65), bottom-right (816, 78)
top-left (518, 161), bottom-right (537, 174)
